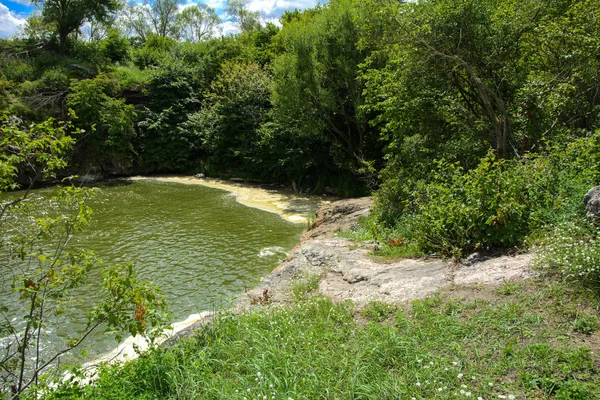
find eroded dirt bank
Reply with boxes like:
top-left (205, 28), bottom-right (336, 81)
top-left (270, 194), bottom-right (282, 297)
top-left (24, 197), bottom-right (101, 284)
top-left (240, 197), bottom-right (536, 308)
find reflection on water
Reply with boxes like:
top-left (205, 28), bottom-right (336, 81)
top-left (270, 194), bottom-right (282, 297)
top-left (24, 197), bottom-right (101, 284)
top-left (1, 180), bottom-right (303, 363)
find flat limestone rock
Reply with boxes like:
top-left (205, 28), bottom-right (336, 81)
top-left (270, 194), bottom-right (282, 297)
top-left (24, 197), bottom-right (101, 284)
top-left (239, 197), bottom-right (536, 308)
top-left (453, 253), bottom-right (536, 286)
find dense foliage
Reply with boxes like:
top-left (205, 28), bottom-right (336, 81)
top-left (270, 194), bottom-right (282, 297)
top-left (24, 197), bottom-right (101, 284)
top-left (1, 0), bottom-right (600, 396)
top-left (0, 0), bottom-right (597, 250)
top-left (0, 0), bottom-right (598, 251)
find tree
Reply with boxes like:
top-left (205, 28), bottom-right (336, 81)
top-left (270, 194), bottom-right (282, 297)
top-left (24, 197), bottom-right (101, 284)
top-left (22, 15), bottom-right (55, 44)
top-left (121, 0), bottom-right (182, 40)
top-left (0, 116), bottom-right (169, 398)
top-left (187, 62), bottom-right (272, 175)
top-left (226, 0), bottom-right (261, 32)
top-left (120, 1), bottom-right (153, 41)
top-left (271, 0), bottom-right (378, 188)
top-left (144, 0), bottom-right (183, 38)
top-left (361, 0), bottom-right (580, 159)
top-left (176, 4), bottom-right (221, 42)
top-left (67, 74), bottom-right (137, 172)
top-left (357, 0), bottom-right (600, 223)
top-left (83, 16), bottom-right (112, 43)
top-left (136, 59), bottom-right (201, 172)
top-left (33, 0), bottom-right (121, 52)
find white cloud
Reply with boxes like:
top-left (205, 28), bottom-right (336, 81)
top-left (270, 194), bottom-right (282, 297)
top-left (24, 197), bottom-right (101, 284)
top-left (127, 0), bottom-right (322, 31)
top-left (202, 0), bottom-right (320, 18)
top-left (0, 2), bottom-right (27, 38)
top-left (7, 0), bottom-right (32, 5)
top-left (246, 0), bottom-right (320, 18)
top-left (219, 20), bottom-right (239, 35)
top-left (211, 0), bottom-right (320, 35)
top-left (204, 0), bottom-right (227, 10)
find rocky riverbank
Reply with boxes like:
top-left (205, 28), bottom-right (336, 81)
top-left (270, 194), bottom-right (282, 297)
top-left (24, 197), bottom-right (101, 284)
top-left (240, 197), bottom-right (536, 308)
top-left (92, 195), bottom-right (537, 363)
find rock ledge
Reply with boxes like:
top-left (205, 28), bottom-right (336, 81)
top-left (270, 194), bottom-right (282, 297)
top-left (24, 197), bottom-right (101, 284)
top-left (241, 197), bottom-right (536, 307)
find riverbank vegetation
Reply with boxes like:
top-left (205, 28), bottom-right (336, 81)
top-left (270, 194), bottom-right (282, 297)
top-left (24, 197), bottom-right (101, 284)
top-left (1, 0), bottom-right (598, 247)
top-left (0, 114), bottom-right (169, 398)
top-left (1, 0), bottom-right (600, 397)
top-left (51, 278), bottom-right (600, 399)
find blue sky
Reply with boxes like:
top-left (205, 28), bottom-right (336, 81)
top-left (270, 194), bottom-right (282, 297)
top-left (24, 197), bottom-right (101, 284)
top-left (0, 0), bottom-right (323, 38)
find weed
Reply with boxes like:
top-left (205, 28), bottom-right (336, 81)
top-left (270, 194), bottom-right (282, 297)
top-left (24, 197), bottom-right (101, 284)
top-left (535, 219), bottom-right (600, 284)
top-left (305, 212), bottom-right (317, 230)
top-left (291, 272), bottom-right (322, 302)
top-left (497, 281), bottom-right (519, 296)
top-left (361, 301), bottom-right (397, 322)
top-left (572, 316), bottom-right (599, 335)
top-left (250, 289), bottom-right (272, 305)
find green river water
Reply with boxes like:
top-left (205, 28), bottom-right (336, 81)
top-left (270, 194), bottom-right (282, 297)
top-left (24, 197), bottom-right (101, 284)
top-left (1, 179), bottom-right (304, 363)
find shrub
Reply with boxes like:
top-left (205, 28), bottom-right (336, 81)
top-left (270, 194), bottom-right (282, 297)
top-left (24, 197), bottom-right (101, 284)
top-left (67, 74), bottom-right (137, 170)
top-left (100, 29), bottom-right (130, 63)
top-left (0, 79), bottom-right (9, 111)
top-left (0, 58), bottom-right (36, 83)
top-left (135, 59), bottom-right (201, 172)
top-left (377, 132), bottom-right (600, 258)
top-left (535, 220), bottom-right (600, 285)
top-left (132, 35), bottom-right (176, 69)
top-left (186, 61), bottom-right (272, 175)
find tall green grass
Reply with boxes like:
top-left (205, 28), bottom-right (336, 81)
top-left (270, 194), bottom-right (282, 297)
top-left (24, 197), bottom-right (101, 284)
top-left (49, 279), bottom-right (600, 399)
top-left (109, 65), bottom-right (151, 90)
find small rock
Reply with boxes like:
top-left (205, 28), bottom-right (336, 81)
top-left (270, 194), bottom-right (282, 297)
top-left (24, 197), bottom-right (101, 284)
top-left (584, 186), bottom-right (600, 218)
top-left (8, 115), bottom-right (23, 125)
top-left (464, 252), bottom-right (488, 266)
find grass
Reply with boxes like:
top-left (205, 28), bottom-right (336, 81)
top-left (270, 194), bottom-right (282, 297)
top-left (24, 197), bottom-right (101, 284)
top-left (337, 220), bottom-right (427, 260)
top-left (291, 272), bottom-right (323, 302)
top-left (50, 277), bottom-right (600, 399)
top-left (109, 65), bottom-right (151, 90)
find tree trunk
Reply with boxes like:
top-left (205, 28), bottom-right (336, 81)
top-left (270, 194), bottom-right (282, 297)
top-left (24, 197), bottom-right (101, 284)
top-left (59, 29), bottom-right (69, 53)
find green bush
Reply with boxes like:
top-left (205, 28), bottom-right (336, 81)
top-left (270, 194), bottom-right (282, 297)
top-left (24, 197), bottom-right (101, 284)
top-left (186, 61), bottom-right (272, 175)
top-left (0, 58), bottom-right (36, 83)
top-left (132, 35), bottom-right (176, 69)
top-left (376, 132), bottom-right (599, 258)
top-left (0, 79), bottom-right (10, 111)
top-left (67, 74), bottom-right (137, 170)
top-left (38, 67), bottom-right (71, 91)
top-left (135, 59), bottom-right (202, 172)
top-left (100, 29), bottom-right (130, 64)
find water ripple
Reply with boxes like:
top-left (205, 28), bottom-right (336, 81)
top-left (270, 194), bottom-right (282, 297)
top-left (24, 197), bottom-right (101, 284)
top-left (1, 180), bottom-right (303, 362)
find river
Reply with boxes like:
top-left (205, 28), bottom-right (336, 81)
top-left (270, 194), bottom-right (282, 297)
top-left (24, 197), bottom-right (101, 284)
top-left (1, 179), bottom-right (311, 366)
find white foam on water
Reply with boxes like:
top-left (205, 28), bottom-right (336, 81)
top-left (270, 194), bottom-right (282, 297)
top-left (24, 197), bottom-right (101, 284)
top-left (63, 312), bottom-right (212, 386)
top-left (258, 246), bottom-right (287, 258)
